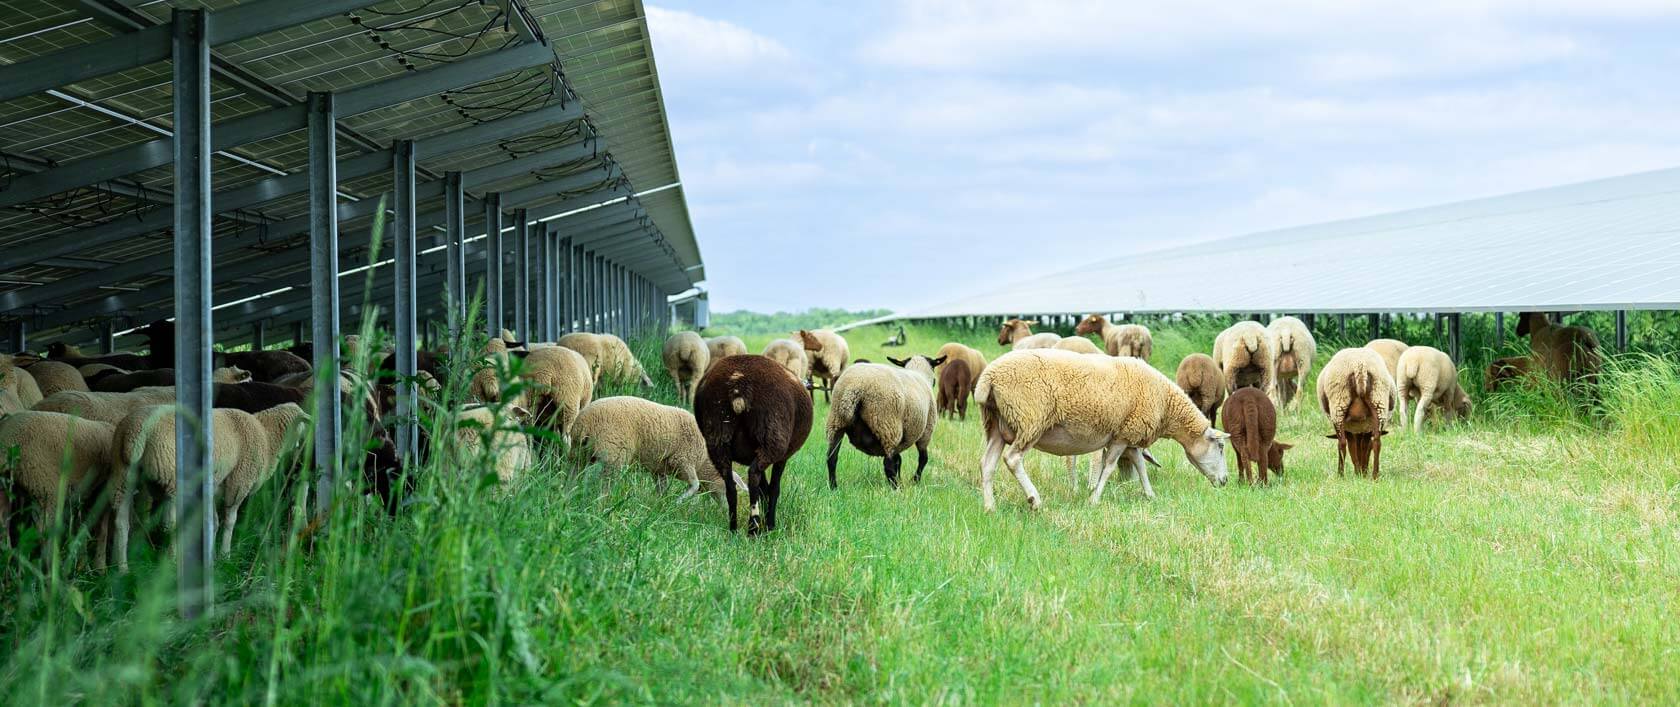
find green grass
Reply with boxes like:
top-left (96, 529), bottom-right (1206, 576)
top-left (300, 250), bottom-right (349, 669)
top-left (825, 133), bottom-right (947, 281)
top-left (3, 319), bottom-right (1678, 703)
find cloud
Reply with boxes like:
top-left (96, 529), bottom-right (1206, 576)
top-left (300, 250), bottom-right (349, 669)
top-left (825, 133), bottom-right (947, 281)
top-left (644, 6), bottom-right (793, 77)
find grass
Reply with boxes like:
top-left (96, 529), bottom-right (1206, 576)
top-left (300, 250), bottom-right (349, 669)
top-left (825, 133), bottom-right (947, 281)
top-left (3, 318), bottom-right (1678, 703)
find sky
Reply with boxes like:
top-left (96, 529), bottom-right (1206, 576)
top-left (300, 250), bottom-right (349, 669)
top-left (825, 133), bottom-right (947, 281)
top-left (642, 1), bottom-right (1680, 313)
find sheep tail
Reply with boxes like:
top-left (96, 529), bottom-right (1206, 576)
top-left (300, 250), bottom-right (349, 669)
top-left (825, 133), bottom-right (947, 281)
top-left (974, 375), bottom-right (998, 438)
top-left (825, 383), bottom-right (865, 438)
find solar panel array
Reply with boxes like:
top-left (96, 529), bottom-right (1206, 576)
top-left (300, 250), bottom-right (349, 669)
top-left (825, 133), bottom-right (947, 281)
top-left (910, 166), bottom-right (1680, 318)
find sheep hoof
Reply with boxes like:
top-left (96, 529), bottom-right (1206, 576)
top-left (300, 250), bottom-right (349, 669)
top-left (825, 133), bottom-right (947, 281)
top-left (1026, 496), bottom-right (1041, 510)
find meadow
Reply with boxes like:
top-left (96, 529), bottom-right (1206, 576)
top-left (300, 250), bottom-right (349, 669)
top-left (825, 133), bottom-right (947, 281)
top-left (2, 314), bottom-right (1677, 704)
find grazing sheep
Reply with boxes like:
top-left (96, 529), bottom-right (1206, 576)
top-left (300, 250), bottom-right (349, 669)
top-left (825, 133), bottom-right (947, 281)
top-left (996, 318), bottom-right (1060, 350)
top-left (693, 355), bottom-right (814, 535)
top-left (136, 320), bottom-right (311, 382)
top-left (112, 403), bottom-right (308, 570)
top-left (33, 388), bottom-right (177, 425)
top-left (1052, 336), bottom-right (1104, 354)
top-left (661, 332), bottom-right (711, 406)
top-left (0, 388), bottom-right (25, 414)
top-left (1395, 346), bottom-right (1472, 432)
top-left (975, 349), bottom-right (1230, 510)
top-left (1485, 355), bottom-right (1537, 392)
top-left (1212, 321), bottom-right (1276, 395)
top-left (1175, 353), bottom-right (1225, 427)
top-left (761, 339), bottom-right (810, 389)
top-left (1364, 338), bottom-right (1409, 383)
top-left (517, 345), bottom-right (595, 445)
top-left (0, 412), bottom-right (118, 564)
top-left (448, 404), bottom-right (535, 485)
top-left (935, 342), bottom-right (987, 382)
top-left (23, 360), bottom-right (88, 398)
top-left (1317, 348), bottom-right (1395, 479)
top-left (937, 358), bottom-right (974, 420)
top-left (704, 336), bottom-right (748, 372)
top-left (1516, 312), bottom-right (1602, 387)
top-left (1075, 315), bottom-right (1153, 360)
top-left (1221, 387), bottom-right (1291, 485)
top-left (558, 332), bottom-right (654, 388)
top-left (824, 355), bottom-right (943, 489)
top-left (90, 366), bottom-right (250, 393)
top-left (571, 396), bottom-right (745, 501)
top-left (797, 329), bottom-right (850, 401)
top-left (45, 343), bottom-right (149, 370)
top-left (209, 380), bottom-right (310, 414)
top-left (1266, 316), bottom-right (1316, 411)
top-left (469, 338), bottom-right (520, 405)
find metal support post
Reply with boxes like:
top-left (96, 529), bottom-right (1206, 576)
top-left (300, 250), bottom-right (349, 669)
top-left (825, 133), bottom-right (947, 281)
top-left (1448, 313), bottom-right (1462, 362)
top-left (393, 140), bottom-right (419, 460)
top-left (306, 91), bottom-right (342, 518)
top-left (1616, 310), bottom-right (1628, 352)
top-left (514, 208), bottom-right (529, 341)
top-left (1495, 312), bottom-right (1505, 348)
top-left (1367, 313), bottom-right (1379, 342)
top-left (252, 320), bottom-right (266, 350)
top-left (8, 320), bottom-right (24, 353)
top-left (172, 8), bottom-right (214, 619)
top-left (444, 171), bottom-right (464, 339)
top-left (484, 193), bottom-right (503, 339)
top-left (100, 320), bottom-right (115, 354)
top-left (561, 238), bottom-right (575, 332)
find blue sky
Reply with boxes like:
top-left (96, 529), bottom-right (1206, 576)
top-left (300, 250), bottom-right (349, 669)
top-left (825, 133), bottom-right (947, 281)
top-left (643, 1), bottom-right (1680, 313)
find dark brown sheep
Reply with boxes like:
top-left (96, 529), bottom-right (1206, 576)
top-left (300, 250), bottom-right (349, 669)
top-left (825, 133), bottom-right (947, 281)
top-left (1221, 387), bottom-right (1291, 485)
top-left (1515, 312), bottom-right (1601, 387)
top-left (1175, 353), bottom-right (1225, 426)
top-left (44, 342), bottom-right (149, 370)
top-left (137, 320), bottom-right (311, 382)
top-left (693, 355), bottom-right (814, 535)
top-left (1485, 355), bottom-right (1537, 392)
top-left (213, 381), bottom-right (308, 413)
top-left (937, 358), bottom-right (973, 420)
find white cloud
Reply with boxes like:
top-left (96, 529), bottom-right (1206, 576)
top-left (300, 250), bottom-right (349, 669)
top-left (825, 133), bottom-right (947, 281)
top-left (644, 6), bottom-right (792, 76)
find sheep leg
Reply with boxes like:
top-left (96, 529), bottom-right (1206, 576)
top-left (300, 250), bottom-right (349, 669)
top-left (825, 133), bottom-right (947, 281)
top-left (882, 453), bottom-right (901, 489)
top-left (1372, 433), bottom-right (1383, 481)
top-left (1065, 455), bottom-right (1079, 490)
top-left (980, 430), bottom-right (1005, 512)
top-left (677, 465), bottom-right (700, 501)
top-left (1004, 443), bottom-right (1042, 510)
top-left (1335, 430), bottom-right (1348, 476)
top-left (218, 500), bottom-right (240, 556)
top-left (114, 485), bottom-right (133, 573)
top-left (1132, 447), bottom-right (1156, 499)
top-left (714, 450), bottom-right (738, 532)
top-left (914, 443), bottom-right (928, 484)
top-left (1412, 385), bottom-right (1434, 433)
top-left (1087, 444), bottom-right (1126, 505)
top-left (746, 461), bottom-right (769, 536)
top-left (825, 434), bottom-right (843, 490)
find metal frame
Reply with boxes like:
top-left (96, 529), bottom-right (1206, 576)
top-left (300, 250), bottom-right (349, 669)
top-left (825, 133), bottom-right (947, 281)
top-left (394, 140), bottom-right (419, 459)
top-left (307, 91), bottom-right (342, 517)
top-left (514, 208), bottom-right (531, 340)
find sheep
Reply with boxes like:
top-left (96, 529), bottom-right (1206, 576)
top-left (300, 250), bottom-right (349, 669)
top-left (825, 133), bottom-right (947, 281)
top-left (0, 412), bottom-right (118, 565)
top-left (704, 336), bottom-right (748, 372)
top-left (135, 320), bottom-right (311, 382)
top-left (0, 388), bottom-right (25, 414)
top-left (448, 404), bottom-right (535, 486)
top-left (797, 329), bottom-right (850, 401)
top-left (1394, 346), bottom-right (1472, 432)
top-left (90, 366), bottom-right (250, 393)
top-left (824, 355), bottom-right (943, 490)
top-left (661, 332), bottom-right (710, 406)
top-left (111, 402), bottom-right (308, 570)
top-left (45, 342), bottom-right (149, 370)
top-left (761, 338), bottom-right (809, 389)
top-left (975, 349), bottom-right (1230, 510)
top-left (1, 356), bottom-right (43, 408)
top-left (693, 354), bottom-right (814, 535)
top-left (1485, 355), bottom-right (1536, 392)
top-left (996, 318), bottom-right (1060, 350)
top-left (557, 332), bottom-right (654, 388)
top-left (935, 342), bottom-right (987, 381)
top-left (1317, 347), bottom-right (1396, 479)
top-left (1212, 321), bottom-right (1276, 395)
top-left (937, 358), bottom-right (974, 420)
top-left (1363, 338), bottom-right (1409, 383)
top-left (470, 338), bottom-right (520, 405)
top-left (571, 396), bottom-right (746, 501)
top-left (1516, 312), bottom-right (1602, 387)
top-left (516, 345), bottom-right (595, 445)
top-left (1075, 314), bottom-right (1153, 360)
top-left (1266, 316), bottom-right (1316, 411)
top-left (77, 363), bottom-right (126, 380)
top-left (1175, 353), bottom-right (1225, 426)
top-left (1052, 336), bottom-right (1104, 354)
top-left (1220, 387), bottom-right (1291, 485)
top-left (22, 360), bottom-right (88, 398)
top-left (33, 388), bottom-right (177, 425)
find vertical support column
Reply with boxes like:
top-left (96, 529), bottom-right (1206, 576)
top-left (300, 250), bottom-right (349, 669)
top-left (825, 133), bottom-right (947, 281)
top-left (100, 320), bottom-right (115, 354)
top-left (595, 255), bottom-right (605, 331)
top-left (307, 91), bottom-right (342, 519)
top-left (444, 171), bottom-right (464, 339)
top-left (7, 320), bottom-right (23, 353)
top-left (1448, 313), bottom-right (1462, 363)
top-left (172, 8), bottom-right (214, 619)
top-left (536, 221), bottom-right (550, 341)
top-left (1615, 310), bottom-right (1628, 352)
top-left (252, 320), bottom-right (266, 351)
top-left (1433, 313), bottom-right (1443, 343)
top-left (1367, 313), bottom-right (1379, 342)
top-left (393, 140), bottom-right (418, 460)
top-left (544, 225), bottom-right (559, 340)
top-left (514, 208), bottom-right (530, 341)
top-left (484, 193), bottom-right (503, 339)
top-left (562, 238), bottom-right (576, 332)
top-left (1494, 312), bottom-right (1505, 349)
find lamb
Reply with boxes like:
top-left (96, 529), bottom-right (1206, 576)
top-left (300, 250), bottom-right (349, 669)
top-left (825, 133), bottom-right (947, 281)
top-left (797, 329), bottom-right (850, 401)
top-left (996, 318), bottom-right (1061, 350)
top-left (824, 355), bottom-right (943, 489)
top-left (1220, 387), bottom-right (1291, 485)
top-left (1266, 316), bottom-right (1316, 411)
top-left (661, 331), bottom-right (710, 406)
top-left (704, 336), bottom-right (748, 372)
top-left (934, 342), bottom-right (987, 382)
top-left (1394, 345), bottom-right (1472, 432)
top-left (937, 358), bottom-right (974, 420)
top-left (557, 332), bottom-right (654, 388)
top-left (1515, 312), bottom-right (1602, 387)
top-left (1075, 314), bottom-right (1153, 360)
top-left (22, 360), bottom-right (88, 398)
top-left (1052, 336), bottom-right (1104, 354)
top-left (0, 412), bottom-right (118, 565)
top-left (693, 355), bottom-right (814, 535)
top-left (33, 388), bottom-right (177, 425)
top-left (90, 366), bottom-right (250, 393)
top-left (975, 349), bottom-right (1230, 510)
top-left (448, 404), bottom-right (535, 485)
top-left (1317, 347), bottom-right (1396, 479)
top-left (1363, 338), bottom-right (1409, 383)
top-left (761, 338), bottom-right (809, 389)
top-left (1485, 355), bottom-right (1536, 392)
top-left (1175, 353), bottom-right (1225, 426)
top-left (111, 402), bottom-right (308, 570)
top-left (1212, 321), bottom-right (1276, 395)
top-left (516, 345), bottom-right (595, 445)
top-left (571, 396), bottom-right (746, 501)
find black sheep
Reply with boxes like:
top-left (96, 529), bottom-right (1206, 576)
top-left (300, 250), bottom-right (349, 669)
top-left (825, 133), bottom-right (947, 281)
top-left (693, 355), bottom-right (814, 535)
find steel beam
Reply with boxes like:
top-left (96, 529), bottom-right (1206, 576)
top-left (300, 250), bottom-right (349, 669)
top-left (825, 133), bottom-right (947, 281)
top-left (9, 320), bottom-right (26, 353)
top-left (306, 91), bottom-right (342, 516)
top-left (514, 208), bottom-right (530, 340)
top-left (444, 171), bottom-right (465, 338)
top-left (1495, 312), bottom-right (1505, 348)
top-left (393, 140), bottom-right (419, 460)
top-left (484, 194), bottom-right (504, 338)
top-left (538, 221), bottom-right (552, 341)
top-left (172, 8), bottom-right (214, 619)
top-left (1616, 310), bottom-right (1628, 351)
top-left (560, 238), bottom-right (575, 332)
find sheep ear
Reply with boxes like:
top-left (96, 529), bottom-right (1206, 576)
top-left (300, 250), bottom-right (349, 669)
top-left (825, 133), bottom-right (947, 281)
top-left (886, 356), bottom-right (908, 367)
top-left (1325, 433), bottom-right (1340, 439)
top-left (1205, 428), bottom-right (1229, 441)
top-left (1273, 442), bottom-right (1293, 451)
top-left (1140, 449), bottom-right (1162, 467)
top-left (1379, 430), bottom-right (1391, 436)
top-left (930, 355), bottom-right (948, 368)
top-left (1023, 320), bottom-right (1039, 326)
top-left (1515, 313), bottom-right (1532, 336)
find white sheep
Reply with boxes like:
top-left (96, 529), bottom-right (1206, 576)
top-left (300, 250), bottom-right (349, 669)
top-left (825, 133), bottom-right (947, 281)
top-left (997, 318), bottom-right (1061, 350)
top-left (1317, 347), bottom-right (1396, 479)
top-left (1364, 338), bottom-right (1409, 383)
top-left (1, 356), bottom-right (43, 408)
top-left (1265, 316), bottom-right (1316, 411)
top-left (704, 336), bottom-right (747, 374)
top-left (33, 388), bottom-right (177, 425)
top-left (111, 402), bottom-right (308, 570)
top-left (1212, 321), bottom-right (1276, 396)
top-left (23, 360), bottom-right (87, 398)
top-left (797, 329), bottom-right (851, 399)
top-left (558, 332), bottom-right (654, 388)
top-left (661, 331), bottom-right (710, 406)
top-left (0, 412), bottom-right (118, 567)
top-left (975, 349), bottom-right (1230, 510)
top-left (1075, 314), bottom-right (1153, 360)
top-left (1052, 336), bottom-right (1104, 354)
top-left (761, 338), bottom-right (809, 387)
top-left (824, 355), bottom-right (942, 489)
top-left (448, 404), bottom-right (534, 485)
top-left (571, 396), bottom-right (745, 501)
top-left (517, 345), bottom-right (595, 445)
top-left (1394, 345), bottom-right (1472, 433)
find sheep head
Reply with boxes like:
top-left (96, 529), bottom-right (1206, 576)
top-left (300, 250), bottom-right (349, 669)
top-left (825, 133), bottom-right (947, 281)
top-left (1074, 314), bottom-right (1107, 336)
top-left (997, 319), bottom-right (1037, 347)
top-left (798, 330), bottom-right (822, 352)
top-left (1267, 442), bottom-right (1292, 474)
top-left (1515, 312), bottom-right (1549, 337)
top-left (1182, 427), bottom-right (1230, 487)
top-left (887, 354), bottom-right (946, 384)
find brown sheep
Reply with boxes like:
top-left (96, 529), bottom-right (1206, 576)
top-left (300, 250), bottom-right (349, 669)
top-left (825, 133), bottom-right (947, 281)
top-left (1075, 314), bottom-right (1153, 360)
top-left (797, 329), bottom-right (850, 402)
top-left (996, 318), bottom-right (1060, 349)
top-left (937, 358), bottom-right (974, 420)
top-left (1485, 355), bottom-right (1537, 392)
top-left (1175, 353), bottom-right (1225, 426)
top-left (1515, 312), bottom-right (1601, 387)
top-left (935, 342), bottom-right (986, 381)
top-left (693, 355), bottom-right (814, 535)
top-left (1220, 387), bottom-right (1290, 485)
